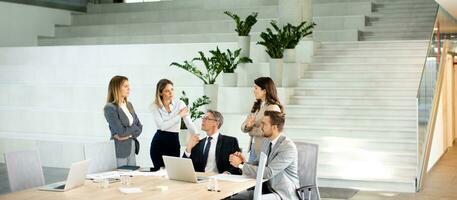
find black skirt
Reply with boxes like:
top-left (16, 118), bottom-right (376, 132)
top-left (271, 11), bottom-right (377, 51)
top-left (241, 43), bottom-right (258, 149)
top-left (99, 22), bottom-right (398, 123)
top-left (150, 130), bottom-right (180, 170)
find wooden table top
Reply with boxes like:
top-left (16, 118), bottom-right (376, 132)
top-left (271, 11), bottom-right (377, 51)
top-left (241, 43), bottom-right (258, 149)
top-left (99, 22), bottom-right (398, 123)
top-left (0, 173), bottom-right (256, 200)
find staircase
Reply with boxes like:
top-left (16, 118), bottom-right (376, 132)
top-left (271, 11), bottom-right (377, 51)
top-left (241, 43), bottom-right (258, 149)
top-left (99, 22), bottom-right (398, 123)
top-left (285, 40), bottom-right (428, 192)
top-left (286, 0), bottom-right (437, 192)
top-left (38, 0), bottom-right (279, 45)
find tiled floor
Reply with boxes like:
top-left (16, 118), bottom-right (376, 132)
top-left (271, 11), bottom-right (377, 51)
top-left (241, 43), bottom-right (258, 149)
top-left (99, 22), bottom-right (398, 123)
top-left (349, 146), bottom-right (457, 200)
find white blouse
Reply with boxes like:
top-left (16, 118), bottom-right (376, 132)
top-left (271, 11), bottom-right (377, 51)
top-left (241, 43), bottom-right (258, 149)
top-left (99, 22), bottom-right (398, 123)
top-left (120, 102), bottom-right (133, 126)
top-left (151, 99), bottom-right (197, 134)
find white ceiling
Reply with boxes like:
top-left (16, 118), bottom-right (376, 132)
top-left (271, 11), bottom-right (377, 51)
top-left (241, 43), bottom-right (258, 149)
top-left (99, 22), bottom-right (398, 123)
top-left (435, 0), bottom-right (457, 19)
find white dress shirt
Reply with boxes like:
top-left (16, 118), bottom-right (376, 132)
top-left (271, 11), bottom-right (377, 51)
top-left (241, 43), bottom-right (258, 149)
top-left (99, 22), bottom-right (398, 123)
top-left (185, 132), bottom-right (220, 173)
top-left (120, 102), bottom-right (133, 126)
top-left (269, 134), bottom-right (280, 150)
top-left (151, 99), bottom-right (197, 134)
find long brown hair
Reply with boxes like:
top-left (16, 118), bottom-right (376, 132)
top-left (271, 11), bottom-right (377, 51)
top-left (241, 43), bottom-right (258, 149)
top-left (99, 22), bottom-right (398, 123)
top-left (154, 79), bottom-right (174, 108)
top-left (106, 75), bottom-right (129, 107)
top-left (251, 77), bottom-right (284, 113)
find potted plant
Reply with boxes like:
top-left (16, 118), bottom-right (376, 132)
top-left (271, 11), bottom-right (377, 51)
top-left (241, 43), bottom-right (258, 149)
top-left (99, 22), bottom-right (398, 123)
top-left (210, 46), bottom-right (253, 87)
top-left (224, 11), bottom-right (258, 58)
top-left (170, 51), bottom-right (222, 109)
top-left (257, 21), bottom-right (286, 86)
top-left (178, 91), bottom-right (211, 146)
top-left (282, 21), bottom-right (316, 63)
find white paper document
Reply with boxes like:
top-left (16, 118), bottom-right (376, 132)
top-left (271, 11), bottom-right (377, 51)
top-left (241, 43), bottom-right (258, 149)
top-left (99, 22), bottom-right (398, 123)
top-left (209, 174), bottom-right (254, 182)
top-left (119, 187), bottom-right (143, 194)
top-left (86, 171), bottom-right (120, 180)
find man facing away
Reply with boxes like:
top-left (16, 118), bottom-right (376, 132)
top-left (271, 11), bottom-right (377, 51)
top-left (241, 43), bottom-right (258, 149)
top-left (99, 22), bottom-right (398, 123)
top-left (230, 111), bottom-right (300, 200)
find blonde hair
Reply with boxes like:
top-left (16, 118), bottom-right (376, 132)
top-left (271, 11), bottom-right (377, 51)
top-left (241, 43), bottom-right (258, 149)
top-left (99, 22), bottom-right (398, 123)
top-left (107, 75), bottom-right (129, 107)
top-left (154, 79), bottom-right (174, 108)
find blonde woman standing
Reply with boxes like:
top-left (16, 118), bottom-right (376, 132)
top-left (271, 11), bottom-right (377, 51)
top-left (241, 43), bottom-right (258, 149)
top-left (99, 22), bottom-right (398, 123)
top-left (241, 77), bottom-right (283, 162)
top-left (150, 79), bottom-right (197, 171)
top-left (103, 75), bottom-right (143, 167)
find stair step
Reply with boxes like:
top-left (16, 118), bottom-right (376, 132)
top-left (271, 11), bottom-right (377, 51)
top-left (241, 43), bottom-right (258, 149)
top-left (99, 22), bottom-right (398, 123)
top-left (312, 55), bottom-right (425, 64)
top-left (38, 33), bottom-right (262, 46)
top-left (289, 96), bottom-right (417, 107)
top-left (317, 47), bottom-right (427, 56)
top-left (287, 125), bottom-right (416, 134)
top-left (313, 2), bottom-right (373, 17)
top-left (318, 163), bottom-right (416, 179)
top-left (375, 7), bottom-right (437, 14)
top-left (286, 127), bottom-right (417, 140)
top-left (317, 177), bottom-right (415, 192)
top-left (319, 40), bottom-right (428, 49)
top-left (73, 7), bottom-right (278, 26)
top-left (294, 138), bottom-right (416, 151)
top-left (292, 87), bottom-right (417, 97)
top-left (303, 70), bottom-right (421, 79)
top-left (297, 79), bottom-right (419, 88)
top-left (87, 0), bottom-right (278, 13)
top-left (286, 115), bottom-right (416, 129)
top-left (361, 34), bottom-right (431, 41)
top-left (55, 19), bottom-right (273, 38)
top-left (285, 104), bottom-right (417, 117)
top-left (307, 63), bottom-right (422, 71)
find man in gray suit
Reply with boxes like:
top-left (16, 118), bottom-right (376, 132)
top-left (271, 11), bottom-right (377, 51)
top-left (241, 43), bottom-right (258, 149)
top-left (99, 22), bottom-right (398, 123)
top-left (229, 111), bottom-right (300, 200)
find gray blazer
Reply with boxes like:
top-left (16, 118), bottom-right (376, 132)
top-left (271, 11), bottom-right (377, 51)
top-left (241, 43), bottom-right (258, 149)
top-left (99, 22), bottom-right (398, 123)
top-left (242, 135), bottom-right (300, 200)
top-left (103, 102), bottom-right (143, 158)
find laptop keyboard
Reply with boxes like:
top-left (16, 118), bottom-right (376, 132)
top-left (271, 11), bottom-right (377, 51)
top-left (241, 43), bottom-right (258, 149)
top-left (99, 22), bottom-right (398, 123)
top-left (55, 184), bottom-right (65, 190)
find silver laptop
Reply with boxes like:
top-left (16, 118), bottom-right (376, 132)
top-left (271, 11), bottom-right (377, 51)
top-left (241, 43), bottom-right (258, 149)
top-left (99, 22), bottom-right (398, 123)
top-left (162, 156), bottom-right (207, 183)
top-left (39, 160), bottom-right (90, 192)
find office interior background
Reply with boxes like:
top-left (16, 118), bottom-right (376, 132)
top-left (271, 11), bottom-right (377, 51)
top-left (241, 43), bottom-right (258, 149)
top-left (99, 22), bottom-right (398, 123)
top-left (0, 0), bottom-right (456, 199)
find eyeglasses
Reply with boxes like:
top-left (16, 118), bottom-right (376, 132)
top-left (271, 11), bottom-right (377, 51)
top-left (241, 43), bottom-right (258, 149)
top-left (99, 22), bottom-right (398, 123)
top-left (202, 116), bottom-right (217, 121)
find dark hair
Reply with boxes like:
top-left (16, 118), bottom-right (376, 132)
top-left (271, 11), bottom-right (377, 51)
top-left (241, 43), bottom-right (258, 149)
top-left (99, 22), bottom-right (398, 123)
top-left (251, 77), bottom-right (284, 113)
top-left (154, 79), bottom-right (174, 108)
top-left (264, 111), bottom-right (285, 132)
top-left (207, 109), bottom-right (224, 129)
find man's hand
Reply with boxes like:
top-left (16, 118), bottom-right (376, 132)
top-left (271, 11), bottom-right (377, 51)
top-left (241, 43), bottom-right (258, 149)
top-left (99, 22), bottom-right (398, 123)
top-left (229, 151), bottom-right (245, 168)
top-left (186, 134), bottom-right (200, 153)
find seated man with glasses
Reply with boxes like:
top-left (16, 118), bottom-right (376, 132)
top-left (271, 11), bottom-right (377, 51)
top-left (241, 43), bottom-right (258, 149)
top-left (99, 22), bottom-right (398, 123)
top-left (183, 109), bottom-right (242, 175)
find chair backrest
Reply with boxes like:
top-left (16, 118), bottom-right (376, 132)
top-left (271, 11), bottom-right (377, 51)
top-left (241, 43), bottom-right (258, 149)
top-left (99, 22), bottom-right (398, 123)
top-left (4, 150), bottom-right (45, 192)
top-left (84, 141), bottom-right (117, 173)
top-left (295, 141), bottom-right (320, 200)
top-left (253, 152), bottom-right (268, 200)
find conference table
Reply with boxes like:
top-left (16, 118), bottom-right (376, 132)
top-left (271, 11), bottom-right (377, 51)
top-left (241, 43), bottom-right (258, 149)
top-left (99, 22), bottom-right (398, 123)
top-left (0, 173), bottom-right (257, 200)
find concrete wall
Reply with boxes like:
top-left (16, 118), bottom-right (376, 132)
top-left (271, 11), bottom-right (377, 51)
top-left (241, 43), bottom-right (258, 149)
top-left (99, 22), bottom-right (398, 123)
top-left (0, 1), bottom-right (72, 47)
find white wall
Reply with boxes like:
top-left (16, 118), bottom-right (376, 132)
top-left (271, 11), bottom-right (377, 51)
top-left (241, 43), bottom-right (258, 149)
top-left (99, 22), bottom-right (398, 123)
top-left (0, 1), bottom-right (72, 47)
top-left (427, 93), bottom-right (445, 171)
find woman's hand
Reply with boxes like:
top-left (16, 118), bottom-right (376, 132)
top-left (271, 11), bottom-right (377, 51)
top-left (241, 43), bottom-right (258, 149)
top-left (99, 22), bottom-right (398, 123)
top-left (244, 114), bottom-right (256, 129)
top-left (114, 134), bottom-right (131, 141)
top-left (179, 107), bottom-right (189, 117)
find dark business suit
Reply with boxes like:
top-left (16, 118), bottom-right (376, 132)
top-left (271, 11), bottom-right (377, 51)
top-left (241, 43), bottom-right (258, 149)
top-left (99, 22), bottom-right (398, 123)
top-left (103, 102), bottom-right (143, 158)
top-left (183, 133), bottom-right (241, 175)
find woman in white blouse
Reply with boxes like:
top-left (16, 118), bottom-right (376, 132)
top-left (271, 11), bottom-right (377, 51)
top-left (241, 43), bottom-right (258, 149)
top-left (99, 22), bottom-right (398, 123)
top-left (241, 77), bottom-right (283, 162)
top-left (150, 79), bottom-right (197, 171)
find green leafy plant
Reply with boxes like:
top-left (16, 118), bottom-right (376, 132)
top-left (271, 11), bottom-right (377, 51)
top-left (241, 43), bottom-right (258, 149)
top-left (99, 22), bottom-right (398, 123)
top-left (170, 51), bottom-right (223, 84)
top-left (179, 91), bottom-right (211, 129)
top-left (224, 11), bottom-right (258, 36)
top-left (282, 21), bottom-right (316, 49)
top-left (209, 47), bottom-right (253, 73)
top-left (257, 21), bottom-right (286, 59)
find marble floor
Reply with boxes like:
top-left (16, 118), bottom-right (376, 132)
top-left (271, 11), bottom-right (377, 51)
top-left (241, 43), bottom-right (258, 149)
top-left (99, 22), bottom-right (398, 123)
top-left (348, 146), bottom-right (457, 200)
